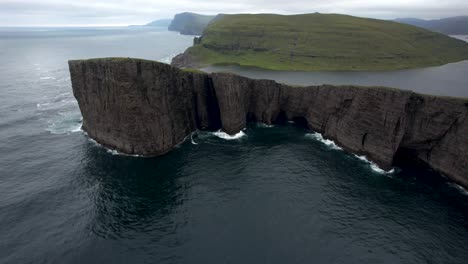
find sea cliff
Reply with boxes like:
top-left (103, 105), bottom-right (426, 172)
top-left (168, 12), bottom-right (216, 35)
top-left (69, 58), bottom-right (468, 188)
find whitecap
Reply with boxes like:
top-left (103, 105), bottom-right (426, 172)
top-left (40, 76), bottom-right (56, 80)
top-left (354, 154), bottom-right (395, 174)
top-left (211, 130), bottom-right (246, 140)
top-left (305, 132), bottom-right (342, 150)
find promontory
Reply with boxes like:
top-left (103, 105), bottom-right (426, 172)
top-left (172, 13), bottom-right (468, 71)
top-left (69, 58), bottom-right (468, 189)
top-left (168, 12), bottom-right (217, 35)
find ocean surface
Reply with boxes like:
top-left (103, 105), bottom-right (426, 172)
top-left (0, 28), bottom-right (468, 264)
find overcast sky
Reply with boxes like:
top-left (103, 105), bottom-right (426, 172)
top-left (1, 0), bottom-right (467, 27)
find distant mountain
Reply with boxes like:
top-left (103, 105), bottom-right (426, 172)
top-left (395, 16), bottom-right (468, 35)
top-left (168, 12), bottom-right (217, 35)
top-left (129, 19), bottom-right (172, 28)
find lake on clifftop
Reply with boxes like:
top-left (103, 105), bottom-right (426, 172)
top-left (0, 27), bottom-right (468, 263)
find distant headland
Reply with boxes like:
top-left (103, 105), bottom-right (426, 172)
top-left (171, 13), bottom-right (468, 71)
top-left (168, 12), bottom-right (217, 35)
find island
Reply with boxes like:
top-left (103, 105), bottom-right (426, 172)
top-left (172, 13), bottom-right (468, 71)
top-left (69, 58), bottom-right (468, 188)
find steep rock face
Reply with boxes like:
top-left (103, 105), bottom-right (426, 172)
top-left (69, 59), bottom-right (216, 156)
top-left (168, 12), bottom-right (216, 35)
top-left (399, 97), bottom-right (468, 185)
top-left (69, 58), bottom-right (468, 188)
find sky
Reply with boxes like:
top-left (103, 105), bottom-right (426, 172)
top-left (1, 0), bottom-right (467, 27)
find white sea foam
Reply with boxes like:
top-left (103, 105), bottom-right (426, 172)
top-left (354, 154), bottom-right (395, 174)
top-left (47, 122), bottom-right (82, 135)
top-left (70, 124), bottom-right (83, 133)
top-left (158, 53), bottom-right (177, 64)
top-left (305, 132), bottom-right (342, 150)
top-left (305, 132), bottom-right (395, 174)
top-left (211, 130), bottom-right (246, 140)
top-left (190, 134), bottom-right (199, 145)
top-left (105, 148), bottom-right (144, 157)
top-left (40, 76), bottom-right (56, 80)
top-left (86, 135), bottom-right (143, 157)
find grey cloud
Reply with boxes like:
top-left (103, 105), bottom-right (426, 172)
top-left (0, 0), bottom-right (467, 26)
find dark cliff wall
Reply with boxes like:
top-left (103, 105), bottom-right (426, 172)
top-left (69, 58), bottom-right (468, 188)
top-left (69, 59), bottom-right (218, 156)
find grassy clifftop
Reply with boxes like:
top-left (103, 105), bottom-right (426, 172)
top-left (180, 13), bottom-right (468, 71)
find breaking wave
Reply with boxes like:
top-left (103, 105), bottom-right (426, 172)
top-left (305, 132), bottom-right (342, 150)
top-left (211, 130), bottom-right (246, 140)
top-left (305, 132), bottom-right (395, 174)
top-left (190, 134), bottom-right (199, 145)
top-left (354, 155), bottom-right (395, 175)
top-left (86, 134), bottom-right (143, 157)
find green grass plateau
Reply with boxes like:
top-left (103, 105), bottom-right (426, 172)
top-left (183, 13), bottom-right (468, 71)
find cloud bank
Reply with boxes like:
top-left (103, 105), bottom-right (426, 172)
top-left (0, 0), bottom-right (467, 26)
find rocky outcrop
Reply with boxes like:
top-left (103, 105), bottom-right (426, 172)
top-left (69, 58), bottom-right (468, 188)
top-left (171, 52), bottom-right (200, 69)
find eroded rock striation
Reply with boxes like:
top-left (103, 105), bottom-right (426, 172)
top-left (69, 58), bottom-right (468, 188)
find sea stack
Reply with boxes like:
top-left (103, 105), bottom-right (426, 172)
top-left (69, 58), bottom-right (468, 188)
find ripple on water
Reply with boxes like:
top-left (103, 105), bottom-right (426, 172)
top-left (35, 86), bottom-right (82, 135)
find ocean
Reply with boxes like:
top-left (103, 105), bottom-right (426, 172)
top-left (0, 27), bottom-right (467, 263)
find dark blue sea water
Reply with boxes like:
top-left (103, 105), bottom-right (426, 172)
top-left (1, 28), bottom-right (468, 264)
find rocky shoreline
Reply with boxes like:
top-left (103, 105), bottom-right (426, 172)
top-left (69, 58), bottom-right (468, 188)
